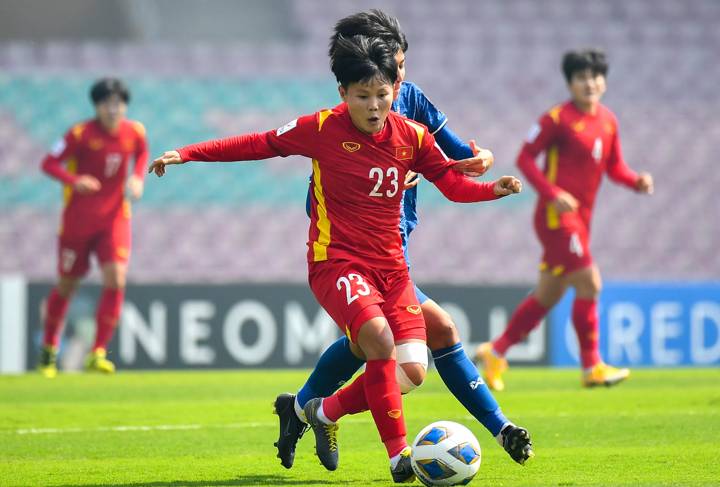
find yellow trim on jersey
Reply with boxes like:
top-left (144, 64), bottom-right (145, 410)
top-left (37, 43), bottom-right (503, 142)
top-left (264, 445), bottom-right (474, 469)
top-left (403, 119), bottom-right (425, 147)
top-left (317, 109), bottom-right (333, 132)
top-left (311, 158), bottom-right (331, 261)
top-left (131, 120), bottom-right (146, 137)
top-left (548, 105), bottom-right (562, 124)
top-left (63, 158), bottom-right (78, 207)
top-left (545, 145), bottom-right (560, 229)
top-left (71, 123), bottom-right (85, 141)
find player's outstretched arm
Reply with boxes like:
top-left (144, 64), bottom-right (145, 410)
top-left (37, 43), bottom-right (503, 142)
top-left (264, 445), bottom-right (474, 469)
top-left (149, 151), bottom-right (183, 177)
top-left (432, 168), bottom-right (521, 203)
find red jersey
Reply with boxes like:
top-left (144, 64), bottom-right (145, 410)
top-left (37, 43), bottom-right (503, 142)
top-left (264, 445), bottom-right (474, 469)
top-left (178, 103), bottom-right (499, 270)
top-left (41, 118), bottom-right (148, 237)
top-left (518, 101), bottom-right (639, 231)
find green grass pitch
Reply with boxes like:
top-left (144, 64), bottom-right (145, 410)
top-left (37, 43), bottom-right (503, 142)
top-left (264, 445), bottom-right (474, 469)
top-left (1, 368), bottom-right (718, 486)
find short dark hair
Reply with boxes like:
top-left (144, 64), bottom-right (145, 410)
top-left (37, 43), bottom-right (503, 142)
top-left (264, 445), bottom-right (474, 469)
top-left (329, 9), bottom-right (408, 58)
top-left (90, 77), bottom-right (130, 105)
top-left (331, 35), bottom-right (398, 89)
top-left (561, 49), bottom-right (609, 83)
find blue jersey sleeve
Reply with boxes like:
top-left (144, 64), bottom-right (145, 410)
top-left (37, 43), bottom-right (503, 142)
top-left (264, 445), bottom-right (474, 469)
top-left (403, 82), bottom-right (473, 160)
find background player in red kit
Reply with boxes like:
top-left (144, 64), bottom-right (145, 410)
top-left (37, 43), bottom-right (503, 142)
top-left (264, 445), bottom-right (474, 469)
top-left (38, 78), bottom-right (148, 377)
top-left (475, 49), bottom-right (654, 390)
top-left (150, 35), bottom-right (520, 482)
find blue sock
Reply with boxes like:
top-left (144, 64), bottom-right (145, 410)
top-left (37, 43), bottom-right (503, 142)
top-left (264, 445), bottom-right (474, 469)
top-left (296, 336), bottom-right (365, 408)
top-left (432, 342), bottom-right (509, 436)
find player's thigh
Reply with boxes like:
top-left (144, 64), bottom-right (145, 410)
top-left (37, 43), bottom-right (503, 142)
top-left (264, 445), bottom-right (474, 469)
top-left (534, 270), bottom-right (569, 308)
top-left (101, 261), bottom-right (128, 289)
top-left (57, 235), bottom-right (92, 279)
top-left (381, 271), bottom-right (426, 344)
top-left (536, 226), bottom-right (592, 297)
top-left (356, 316), bottom-right (395, 360)
top-left (565, 264), bottom-right (602, 299)
top-left (96, 217), bottom-right (131, 271)
top-left (422, 298), bottom-right (460, 350)
top-left (308, 261), bottom-right (385, 344)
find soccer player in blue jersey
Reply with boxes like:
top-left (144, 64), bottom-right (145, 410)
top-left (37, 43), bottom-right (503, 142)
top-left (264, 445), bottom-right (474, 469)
top-left (274, 9), bottom-right (533, 470)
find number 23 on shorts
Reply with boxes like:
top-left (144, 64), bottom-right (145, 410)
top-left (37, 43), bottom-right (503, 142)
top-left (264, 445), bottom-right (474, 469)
top-left (336, 273), bottom-right (371, 305)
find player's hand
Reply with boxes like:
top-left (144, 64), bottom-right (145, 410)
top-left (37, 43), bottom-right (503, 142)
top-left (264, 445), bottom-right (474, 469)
top-left (149, 150), bottom-right (184, 177)
top-left (126, 175), bottom-right (144, 200)
top-left (404, 170), bottom-right (420, 189)
top-left (453, 144), bottom-right (494, 177)
top-left (551, 191), bottom-right (579, 213)
top-left (73, 175), bottom-right (101, 194)
top-left (493, 176), bottom-right (522, 196)
top-left (636, 172), bottom-right (654, 194)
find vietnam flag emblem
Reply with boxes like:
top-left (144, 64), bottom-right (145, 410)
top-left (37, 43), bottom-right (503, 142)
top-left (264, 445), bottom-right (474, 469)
top-left (395, 146), bottom-right (413, 160)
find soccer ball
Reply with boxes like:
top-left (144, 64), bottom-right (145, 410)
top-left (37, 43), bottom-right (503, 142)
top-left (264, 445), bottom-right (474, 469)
top-left (410, 421), bottom-right (482, 486)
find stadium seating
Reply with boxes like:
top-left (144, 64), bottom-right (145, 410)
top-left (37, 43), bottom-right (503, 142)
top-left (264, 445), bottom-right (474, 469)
top-left (1, 0), bottom-right (718, 283)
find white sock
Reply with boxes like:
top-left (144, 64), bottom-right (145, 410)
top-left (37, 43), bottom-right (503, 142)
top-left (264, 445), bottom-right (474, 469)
top-left (389, 450), bottom-right (405, 469)
top-left (293, 396), bottom-right (308, 424)
top-left (316, 401), bottom-right (334, 425)
top-left (495, 422), bottom-right (514, 447)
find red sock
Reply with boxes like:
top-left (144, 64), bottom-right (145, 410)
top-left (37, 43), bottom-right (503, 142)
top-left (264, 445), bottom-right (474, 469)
top-left (43, 288), bottom-right (70, 348)
top-left (364, 359), bottom-right (407, 458)
top-left (572, 298), bottom-right (601, 369)
top-left (93, 288), bottom-right (124, 351)
top-left (493, 295), bottom-right (547, 356)
top-left (322, 374), bottom-right (369, 423)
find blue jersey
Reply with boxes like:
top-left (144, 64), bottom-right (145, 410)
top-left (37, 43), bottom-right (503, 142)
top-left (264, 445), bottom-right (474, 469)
top-left (305, 81), bottom-right (473, 267)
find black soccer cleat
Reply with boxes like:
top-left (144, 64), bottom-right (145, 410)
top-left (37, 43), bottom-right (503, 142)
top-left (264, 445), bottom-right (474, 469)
top-left (273, 393), bottom-right (308, 469)
top-left (500, 424), bottom-right (534, 465)
top-left (303, 397), bottom-right (339, 471)
top-left (390, 446), bottom-right (416, 483)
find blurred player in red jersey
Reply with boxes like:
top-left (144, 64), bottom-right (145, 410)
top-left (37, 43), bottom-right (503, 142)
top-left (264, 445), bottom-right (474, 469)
top-left (475, 49), bottom-right (654, 390)
top-left (150, 36), bottom-right (520, 482)
top-left (38, 78), bottom-right (148, 377)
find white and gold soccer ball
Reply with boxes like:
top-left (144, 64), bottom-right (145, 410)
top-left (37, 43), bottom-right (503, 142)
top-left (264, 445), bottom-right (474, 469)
top-left (410, 421), bottom-right (482, 486)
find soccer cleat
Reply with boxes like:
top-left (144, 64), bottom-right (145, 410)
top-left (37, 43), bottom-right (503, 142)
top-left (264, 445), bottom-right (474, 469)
top-left (37, 346), bottom-right (58, 378)
top-left (85, 348), bottom-right (116, 374)
top-left (582, 362), bottom-right (630, 388)
top-left (499, 424), bottom-right (534, 465)
top-left (303, 397), bottom-right (339, 471)
top-left (390, 446), bottom-right (415, 483)
top-left (273, 393), bottom-right (309, 469)
top-left (474, 342), bottom-right (508, 391)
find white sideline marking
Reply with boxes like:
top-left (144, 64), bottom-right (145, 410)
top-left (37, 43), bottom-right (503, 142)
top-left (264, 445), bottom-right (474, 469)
top-left (14, 422), bottom-right (272, 435)
top-left (12, 417), bottom-right (374, 436)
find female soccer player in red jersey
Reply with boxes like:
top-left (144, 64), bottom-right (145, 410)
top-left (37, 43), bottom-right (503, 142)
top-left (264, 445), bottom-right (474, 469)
top-left (38, 78), bottom-right (148, 377)
top-left (151, 35), bottom-right (520, 482)
top-left (475, 49), bottom-right (654, 390)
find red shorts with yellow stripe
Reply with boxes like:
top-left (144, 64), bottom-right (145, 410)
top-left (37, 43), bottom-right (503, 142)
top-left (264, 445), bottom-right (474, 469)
top-left (534, 220), bottom-right (593, 277)
top-left (57, 214), bottom-right (131, 277)
top-left (308, 260), bottom-right (426, 344)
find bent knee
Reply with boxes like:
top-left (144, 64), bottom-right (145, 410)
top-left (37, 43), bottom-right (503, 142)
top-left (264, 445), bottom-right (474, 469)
top-left (427, 317), bottom-right (460, 349)
top-left (396, 342), bottom-right (428, 393)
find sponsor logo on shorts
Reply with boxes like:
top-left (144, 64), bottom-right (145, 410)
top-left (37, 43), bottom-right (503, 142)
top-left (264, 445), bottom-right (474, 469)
top-left (387, 409), bottom-right (402, 419)
top-left (342, 141), bottom-right (361, 152)
top-left (406, 305), bottom-right (422, 315)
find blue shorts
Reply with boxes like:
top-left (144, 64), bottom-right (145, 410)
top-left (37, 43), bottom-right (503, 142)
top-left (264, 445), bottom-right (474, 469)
top-left (414, 284), bottom-right (430, 305)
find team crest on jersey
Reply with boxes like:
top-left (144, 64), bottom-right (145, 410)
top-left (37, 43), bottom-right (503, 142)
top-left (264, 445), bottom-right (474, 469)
top-left (572, 121), bottom-right (586, 132)
top-left (89, 138), bottom-right (104, 150)
top-left (342, 141), bottom-right (361, 152)
top-left (406, 305), bottom-right (422, 315)
top-left (122, 139), bottom-right (135, 151)
top-left (395, 146), bottom-right (413, 160)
